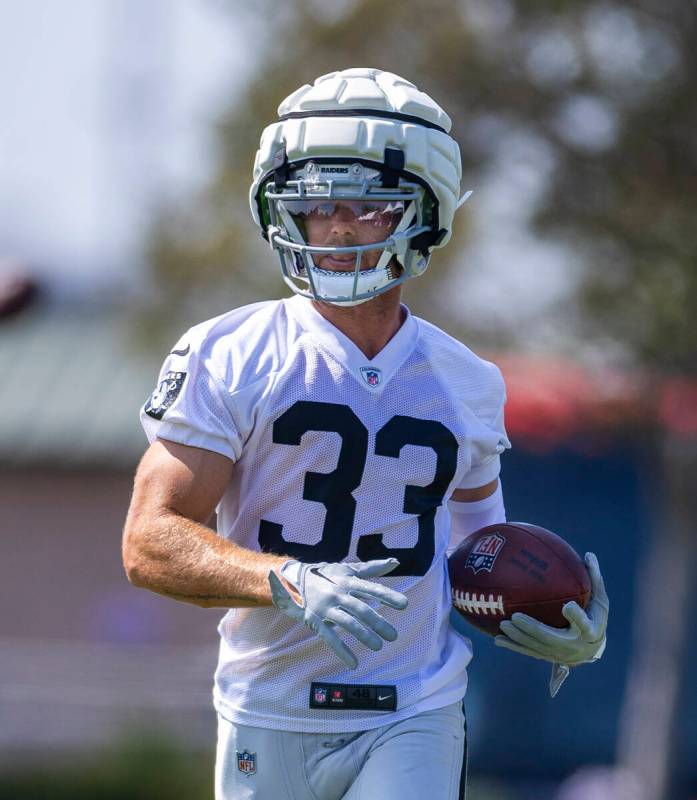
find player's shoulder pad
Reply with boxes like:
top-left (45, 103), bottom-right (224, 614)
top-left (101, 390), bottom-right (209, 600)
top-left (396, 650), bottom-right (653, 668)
top-left (169, 299), bottom-right (291, 393)
top-left (414, 316), bottom-right (506, 427)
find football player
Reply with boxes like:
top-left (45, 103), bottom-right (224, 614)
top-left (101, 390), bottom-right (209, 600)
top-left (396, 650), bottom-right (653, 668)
top-left (123, 68), bottom-right (608, 800)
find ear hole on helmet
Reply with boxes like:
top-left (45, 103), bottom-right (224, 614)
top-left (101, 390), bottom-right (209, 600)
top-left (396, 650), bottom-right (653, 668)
top-left (422, 192), bottom-right (436, 228)
top-left (407, 192), bottom-right (442, 256)
top-left (259, 190), bottom-right (272, 232)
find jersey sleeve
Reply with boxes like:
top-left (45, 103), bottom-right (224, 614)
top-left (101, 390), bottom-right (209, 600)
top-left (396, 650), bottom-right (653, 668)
top-left (139, 335), bottom-right (241, 462)
top-left (456, 376), bottom-right (511, 490)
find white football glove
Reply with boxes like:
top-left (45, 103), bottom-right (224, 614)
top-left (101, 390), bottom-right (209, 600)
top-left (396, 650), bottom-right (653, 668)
top-left (268, 558), bottom-right (408, 669)
top-left (494, 552), bottom-right (609, 697)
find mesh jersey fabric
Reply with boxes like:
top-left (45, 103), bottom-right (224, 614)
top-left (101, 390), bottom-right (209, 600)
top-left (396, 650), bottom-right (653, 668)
top-left (140, 294), bottom-right (510, 733)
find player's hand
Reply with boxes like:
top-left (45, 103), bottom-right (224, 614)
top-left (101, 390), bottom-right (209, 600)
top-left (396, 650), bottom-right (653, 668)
top-left (494, 552), bottom-right (608, 694)
top-left (268, 558), bottom-right (408, 669)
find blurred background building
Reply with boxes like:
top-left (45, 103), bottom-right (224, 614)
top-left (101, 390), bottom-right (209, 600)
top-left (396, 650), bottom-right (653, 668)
top-left (1, 1), bottom-right (696, 799)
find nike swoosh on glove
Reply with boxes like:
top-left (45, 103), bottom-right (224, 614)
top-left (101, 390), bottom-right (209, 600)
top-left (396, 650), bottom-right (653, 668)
top-left (268, 558), bottom-right (408, 669)
top-left (494, 552), bottom-right (609, 696)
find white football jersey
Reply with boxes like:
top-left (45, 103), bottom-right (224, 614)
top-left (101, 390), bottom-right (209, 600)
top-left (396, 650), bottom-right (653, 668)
top-left (141, 295), bottom-right (510, 733)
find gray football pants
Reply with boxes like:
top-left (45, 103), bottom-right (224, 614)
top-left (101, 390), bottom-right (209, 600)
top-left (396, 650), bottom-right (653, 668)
top-left (215, 701), bottom-right (467, 800)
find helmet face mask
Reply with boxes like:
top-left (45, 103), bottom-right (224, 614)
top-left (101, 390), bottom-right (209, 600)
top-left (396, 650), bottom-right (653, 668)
top-left (249, 68), bottom-right (465, 306)
top-left (262, 161), bottom-right (433, 306)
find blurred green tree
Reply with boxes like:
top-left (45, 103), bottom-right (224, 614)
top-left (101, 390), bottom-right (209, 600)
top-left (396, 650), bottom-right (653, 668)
top-left (0, 732), bottom-right (213, 800)
top-left (143, 2), bottom-right (697, 797)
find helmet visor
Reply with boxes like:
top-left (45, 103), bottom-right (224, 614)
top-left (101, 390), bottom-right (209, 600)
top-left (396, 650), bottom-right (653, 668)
top-left (280, 198), bottom-right (406, 244)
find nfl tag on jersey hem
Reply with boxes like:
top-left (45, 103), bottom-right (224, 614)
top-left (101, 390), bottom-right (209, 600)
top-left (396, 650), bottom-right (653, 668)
top-left (310, 683), bottom-right (397, 711)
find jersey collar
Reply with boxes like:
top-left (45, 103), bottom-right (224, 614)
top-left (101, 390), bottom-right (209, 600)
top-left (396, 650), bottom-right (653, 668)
top-left (285, 295), bottom-right (419, 392)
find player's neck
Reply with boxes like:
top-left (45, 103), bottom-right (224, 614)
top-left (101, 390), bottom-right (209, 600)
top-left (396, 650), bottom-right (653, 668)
top-left (310, 287), bottom-right (405, 360)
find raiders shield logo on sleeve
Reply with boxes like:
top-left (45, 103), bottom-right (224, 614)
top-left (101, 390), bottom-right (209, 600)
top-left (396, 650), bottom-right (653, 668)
top-left (144, 371), bottom-right (187, 420)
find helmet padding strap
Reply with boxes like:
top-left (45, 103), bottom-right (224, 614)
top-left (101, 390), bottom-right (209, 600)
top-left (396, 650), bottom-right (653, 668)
top-left (382, 148), bottom-right (405, 189)
top-left (273, 145), bottom-right (290, 189)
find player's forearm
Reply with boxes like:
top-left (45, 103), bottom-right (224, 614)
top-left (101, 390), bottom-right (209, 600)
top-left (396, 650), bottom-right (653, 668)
top-left (123, 510), bottom-right (288, 608)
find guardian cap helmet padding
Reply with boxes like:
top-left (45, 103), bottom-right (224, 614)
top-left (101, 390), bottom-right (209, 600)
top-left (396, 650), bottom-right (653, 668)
top-left (250, 68), bottom-right (466, 306)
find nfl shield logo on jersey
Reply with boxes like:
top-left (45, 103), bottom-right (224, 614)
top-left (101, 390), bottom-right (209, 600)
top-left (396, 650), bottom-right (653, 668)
top-left (360, 366), bottom-right (382, 387)
top-left (236, 750), bottom-right (257, 776)
top-left (465, 533), bottom-right (506, 574)
top-left (313, 686), bottom-right (328, 705)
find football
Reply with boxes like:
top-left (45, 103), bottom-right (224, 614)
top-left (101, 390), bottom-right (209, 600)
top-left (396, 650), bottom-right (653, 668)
top-left (448, 522), bottom-right (591, 636)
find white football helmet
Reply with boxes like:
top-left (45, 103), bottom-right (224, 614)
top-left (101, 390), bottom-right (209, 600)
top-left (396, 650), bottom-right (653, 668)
top-left (250, 68), bottom-right (469, 306)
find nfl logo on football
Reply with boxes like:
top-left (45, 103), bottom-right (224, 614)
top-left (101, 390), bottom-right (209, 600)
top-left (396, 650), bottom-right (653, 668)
top-left (465, 533), bottom-right (506, 574)
top-left (236, 750), bottom-right (257, 776)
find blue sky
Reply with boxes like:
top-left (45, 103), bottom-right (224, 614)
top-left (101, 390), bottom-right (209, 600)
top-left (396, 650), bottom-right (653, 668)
top-left (0, 0), bottom-right (247, 293)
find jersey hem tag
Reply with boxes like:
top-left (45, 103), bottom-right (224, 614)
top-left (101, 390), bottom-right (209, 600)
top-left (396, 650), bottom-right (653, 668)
top-left (310, 682), bottom-right (397, 711)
